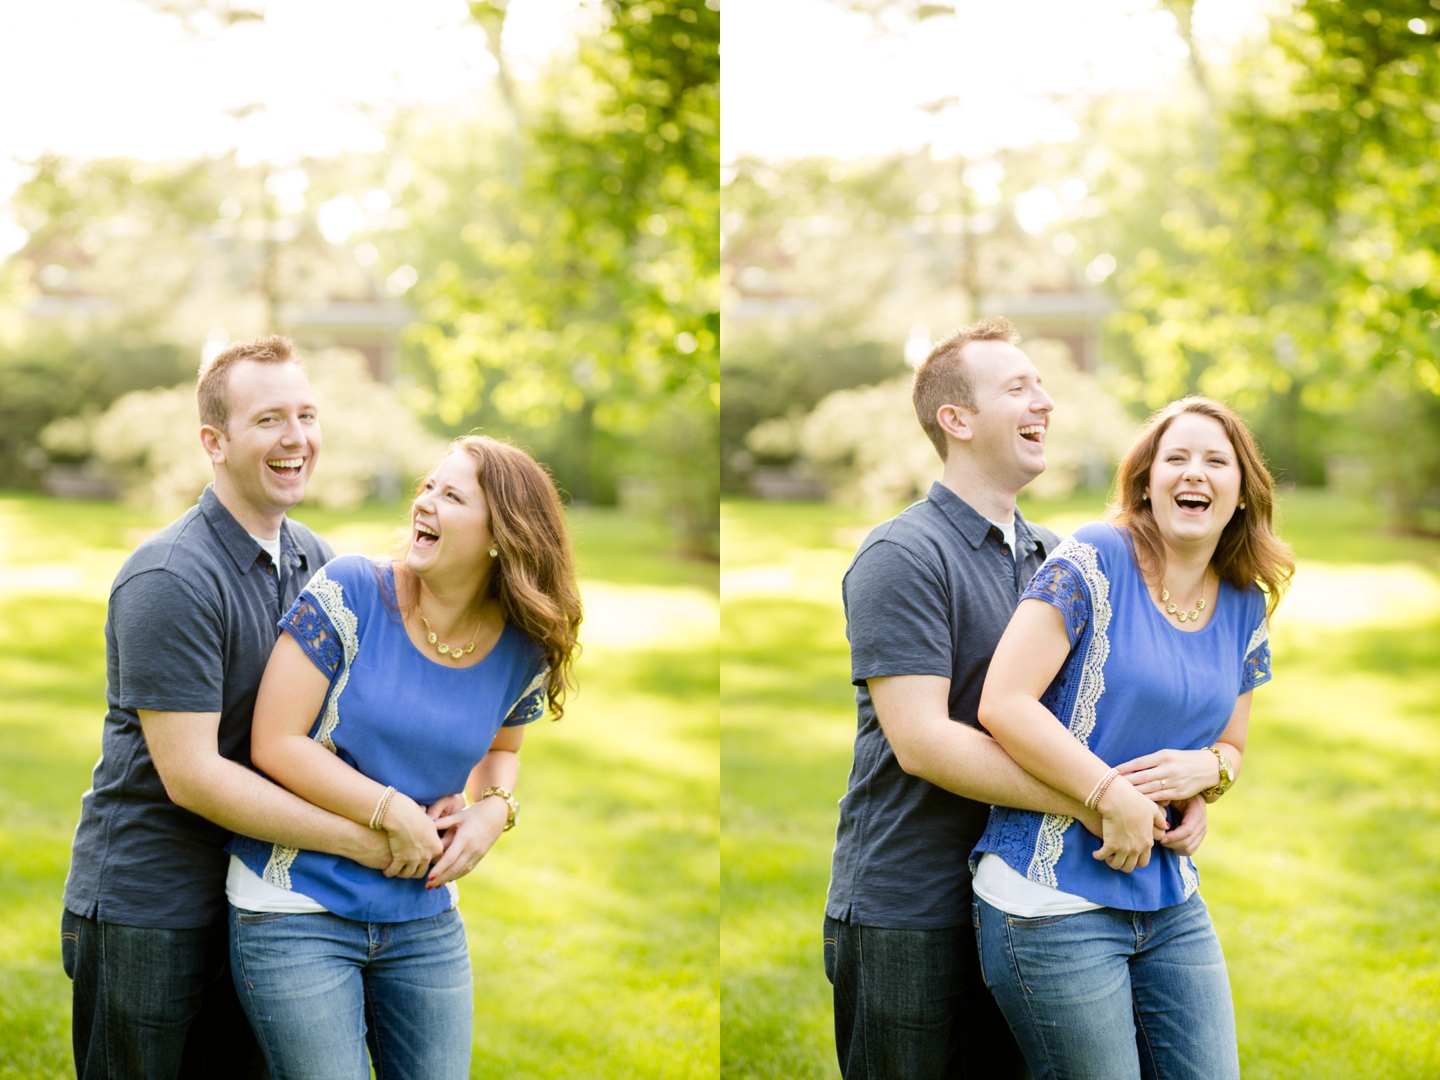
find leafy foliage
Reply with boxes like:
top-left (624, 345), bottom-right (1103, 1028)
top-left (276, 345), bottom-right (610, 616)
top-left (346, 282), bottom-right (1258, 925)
top-left (400, 0), bottom-right (719, 550)
top-left (1082, 2), bottom-right (1440, 522)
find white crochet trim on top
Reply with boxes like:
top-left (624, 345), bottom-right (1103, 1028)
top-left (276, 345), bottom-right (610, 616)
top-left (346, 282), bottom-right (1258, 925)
top-left (1179, 854), bottom-right (1200, 898)
top-left (306, 571), bottom-right (360, 752)
top-left (262, 568), bottom-right (360, 890)
top-left (1027, 539), bottom-right (1113, 887)
top-left (1245, 618), bottom-right (1269, 658)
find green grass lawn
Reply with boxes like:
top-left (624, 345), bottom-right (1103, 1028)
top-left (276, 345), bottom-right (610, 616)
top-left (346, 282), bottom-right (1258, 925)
top-left (0, 493), bottom-right (717, 1080)
top-left (720, 489), bottom-right (1440, 1078)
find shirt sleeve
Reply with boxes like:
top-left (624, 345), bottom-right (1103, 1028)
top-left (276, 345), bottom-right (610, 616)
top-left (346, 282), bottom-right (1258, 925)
top-left (1020, 558), bottom-right (1091, 648)
top-left (112, 570), bottom-right (227, 713)
top-left (502, 667), bottom-right (549, 726)
top-left (1239, 602), bottom-right (1272, 694)
top-left (279, 576), bottom-right (346, 681)
top-left (843, 540), bottom-right (954, 685)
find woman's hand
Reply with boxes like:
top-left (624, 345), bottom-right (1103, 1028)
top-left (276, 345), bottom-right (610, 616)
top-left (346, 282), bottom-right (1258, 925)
top-left (1116, 748), bottom-right (1221, 803)
top-left (426, 795), bottom-right (510, 890)
top-left (380, 791), bottom-right (444, 879)
top-left (1094, 779), bottom-right (1166, 873)
top-left (1159, 797), bottom-right (1207, 857)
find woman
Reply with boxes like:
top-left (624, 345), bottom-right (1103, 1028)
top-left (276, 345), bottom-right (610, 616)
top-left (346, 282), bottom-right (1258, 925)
top-left (970, 397), bottom-right (1293, 1080)
top-left (224, 435), bottom-right (582, 1080)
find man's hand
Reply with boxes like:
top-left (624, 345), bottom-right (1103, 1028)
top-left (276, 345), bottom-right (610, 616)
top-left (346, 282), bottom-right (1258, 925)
top-left (1158, 796), bottom-right (1207, 857)
top-left (427, 793), bottom-right (468, 821)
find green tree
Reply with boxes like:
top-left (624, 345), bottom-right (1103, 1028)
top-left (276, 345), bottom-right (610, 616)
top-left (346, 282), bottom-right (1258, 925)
top-left (1080, 1), bottom-right (1440, 524)
top-left (401, 0), bottom-right (719, 552)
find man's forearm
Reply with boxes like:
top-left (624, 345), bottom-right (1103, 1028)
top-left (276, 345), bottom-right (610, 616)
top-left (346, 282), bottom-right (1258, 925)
top-left (173, 755), bottom-right (389, 866)
top-left (901, 720), bottom-right (1099, 831)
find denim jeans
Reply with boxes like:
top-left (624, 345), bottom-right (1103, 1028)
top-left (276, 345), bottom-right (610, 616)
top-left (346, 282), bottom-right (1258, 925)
top-left (229, 906), bottom-right (472, 1080)
top-left (974, 892), bottom-right (1239, 1080)
top-left (61, 908), bottom-right (269, 1080)
top-left (824, 914), bottom-right (1029, 1080)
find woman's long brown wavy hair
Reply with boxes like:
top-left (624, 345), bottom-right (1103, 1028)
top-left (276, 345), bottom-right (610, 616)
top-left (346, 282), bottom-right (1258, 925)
top-left (1107, 397), bottom-right (1294, 618)
top-left (393, 436), bottom-right (583, 720)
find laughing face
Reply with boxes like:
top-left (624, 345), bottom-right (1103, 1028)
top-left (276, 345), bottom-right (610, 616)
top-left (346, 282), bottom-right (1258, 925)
top-left (949, 339), bottom-right (1054, 490)
top-left (1146, 412), bottom-right (1243, 556)
top-left (406, 451), bottom-right (497, 587)
top-left (205, 359), bottom-right (320, 526)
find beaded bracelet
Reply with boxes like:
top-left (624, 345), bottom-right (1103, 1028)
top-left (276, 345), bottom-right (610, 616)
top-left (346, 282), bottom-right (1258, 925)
top-left (369, 785), bottom-right (398, 830)
top-left (1084, 767), bottom-right (1121, 810)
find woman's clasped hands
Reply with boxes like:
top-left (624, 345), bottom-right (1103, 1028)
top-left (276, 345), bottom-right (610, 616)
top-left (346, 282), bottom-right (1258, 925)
top-left (1118, 747), bottom-right (1222, 802)
top-left (1092, 772), bottom-right (1167, 874)
top-left (374, 789), bottom-right (510, 888)
top-left (424, 792), bottom-right (511, 890)
top-left (1091, 748), bottom-right (1216, 872)
top-left (377, 789), bottom-right (445, 879)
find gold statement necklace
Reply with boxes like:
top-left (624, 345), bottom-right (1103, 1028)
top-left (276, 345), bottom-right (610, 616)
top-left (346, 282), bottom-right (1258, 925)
top-left (1159, 569), bottom-right (1210, 624)
top-left (419, 608), bottom-right (484, 661)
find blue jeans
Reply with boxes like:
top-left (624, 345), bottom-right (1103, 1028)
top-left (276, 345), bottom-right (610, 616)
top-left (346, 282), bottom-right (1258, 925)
top-left (974, 893), bottom-right (1239, 1080)
top-left (61, 908), bottom-right (268, 1080)
top-left (229, 906), bottom-right (472, 1080)
top-left (824, 915), bottom-right (1029, 1080)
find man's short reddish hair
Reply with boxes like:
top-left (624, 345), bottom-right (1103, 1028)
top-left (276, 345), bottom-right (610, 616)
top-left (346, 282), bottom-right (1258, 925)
top-left (196, 335), bottom-right (300, 433)
top-left (911, 317), bottom-right (1019, 460)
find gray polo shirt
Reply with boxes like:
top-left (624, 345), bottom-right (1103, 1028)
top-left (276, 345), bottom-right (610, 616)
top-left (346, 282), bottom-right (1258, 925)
top-left (826, 482), bottom-right (1058, 929)
top-left (63, 485), bottom-right (333, 929)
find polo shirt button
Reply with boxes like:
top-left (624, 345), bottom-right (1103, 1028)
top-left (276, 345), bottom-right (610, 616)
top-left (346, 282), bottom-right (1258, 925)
top-left (266, 563), bottom-right (275, 575)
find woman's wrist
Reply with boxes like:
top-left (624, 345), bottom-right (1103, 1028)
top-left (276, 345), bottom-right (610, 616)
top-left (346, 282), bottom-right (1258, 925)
top-left (1095, 774), bottom-right (1137, 815)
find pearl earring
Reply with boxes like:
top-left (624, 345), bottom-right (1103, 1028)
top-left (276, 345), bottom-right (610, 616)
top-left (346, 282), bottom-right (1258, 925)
top-left (489, 547), bottom-right (498, 557)
top-left (1237, 501), bottom-right (1246, 510)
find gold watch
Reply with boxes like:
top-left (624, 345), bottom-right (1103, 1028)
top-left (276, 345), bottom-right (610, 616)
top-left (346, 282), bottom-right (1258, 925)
top-left (1201, 746), bottom-right (1235, 797)
top-left (479, 785), bottom-right (519, 831)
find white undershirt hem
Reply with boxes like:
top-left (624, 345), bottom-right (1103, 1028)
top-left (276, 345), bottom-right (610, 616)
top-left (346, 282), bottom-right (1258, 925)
top-left (973, 853), bottom-right (1104, 917)
top-left (226, 854), bottom-right (329, 914)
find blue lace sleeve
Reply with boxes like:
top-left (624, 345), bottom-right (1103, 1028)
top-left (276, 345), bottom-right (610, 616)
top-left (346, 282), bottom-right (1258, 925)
top-left (1021, 560), bottom-right (1090, 647)
top-left (502, 667), bottom-right (550, 726)
top-left (279, 591), bottom-right (344, 681)
top-left (1240, 620), bottom-right (1272, 693)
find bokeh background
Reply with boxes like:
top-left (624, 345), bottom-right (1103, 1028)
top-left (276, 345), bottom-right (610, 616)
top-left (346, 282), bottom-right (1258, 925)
top-left (721, 1), bottom-right (1440, 1076)
top-left (0, 1), bottom-right (718, 1076)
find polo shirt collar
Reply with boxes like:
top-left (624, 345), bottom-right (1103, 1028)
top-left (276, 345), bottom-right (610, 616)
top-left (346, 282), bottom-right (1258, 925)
top-left (926, 481), bottom-right (1045, 558)
top-left (198, 485), bottom-right (271, 576)
top-left (927, 482), bottom-right (1001, 550)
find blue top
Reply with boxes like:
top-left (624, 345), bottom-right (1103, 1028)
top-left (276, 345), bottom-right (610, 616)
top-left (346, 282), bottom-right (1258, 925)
top-left (827, 482), bottom-right (1059, 929)
top-left (972, 522), bottom-right (1272, 913)
top-left (228, 554), bottom-right (548, 922)
top-left (65, 485), bottom-right (333, 929)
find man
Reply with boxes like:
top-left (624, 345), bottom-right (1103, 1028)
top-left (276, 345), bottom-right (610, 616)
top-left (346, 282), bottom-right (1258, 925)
top-left (61, 336), bottom-right (394, 1079)
top-left (823, 317), bottom-right (1206, 1078)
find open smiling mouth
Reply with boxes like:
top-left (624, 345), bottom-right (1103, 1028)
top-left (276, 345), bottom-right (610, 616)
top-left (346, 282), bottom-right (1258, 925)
top-left (414, 522), bottom-right (440, 548)
top-left (1175, 492), bottom-right (1212, 513)
top-left (1019, 425), bottom-right (1045, 443)
top-left (266, 457), bottom-right (304, 478)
